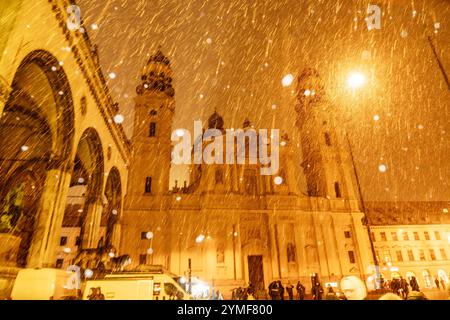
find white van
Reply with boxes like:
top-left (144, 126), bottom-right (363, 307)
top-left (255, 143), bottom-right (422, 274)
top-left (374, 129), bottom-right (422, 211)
top-left (82, 271), bottom-right (191, 300)
top-left (11, 268), bottom-right (78, 300)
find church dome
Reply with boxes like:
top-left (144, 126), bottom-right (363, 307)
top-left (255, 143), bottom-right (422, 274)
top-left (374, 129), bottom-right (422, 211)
top-left (146, 49), bottom-right (171, 67)
top-left (137, 48), bottom-right (174, 97)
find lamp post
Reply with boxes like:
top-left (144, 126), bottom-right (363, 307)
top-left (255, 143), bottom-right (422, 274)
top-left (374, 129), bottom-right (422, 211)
top-left (344, 71), bottom-right (381, 290)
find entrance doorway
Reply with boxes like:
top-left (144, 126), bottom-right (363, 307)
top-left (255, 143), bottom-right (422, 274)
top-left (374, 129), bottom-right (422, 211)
top-left (248, 255), bottom-right (264, 291)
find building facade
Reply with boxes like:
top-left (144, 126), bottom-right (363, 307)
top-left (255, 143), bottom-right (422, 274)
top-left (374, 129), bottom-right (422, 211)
top-left (120, 56), bottom-right (375, 296)
top-left (366, 201), bottom-right (450, 292)
top-left (0, 0), bottom-right (130, 297)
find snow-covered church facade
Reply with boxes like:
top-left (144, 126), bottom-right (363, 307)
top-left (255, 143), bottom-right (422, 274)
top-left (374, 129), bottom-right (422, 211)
top-left (121, 50), bottom-right (375, 295)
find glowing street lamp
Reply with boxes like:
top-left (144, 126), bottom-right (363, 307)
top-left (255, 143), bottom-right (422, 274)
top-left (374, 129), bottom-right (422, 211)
top-left (347, 71), bottom-right (366, 89)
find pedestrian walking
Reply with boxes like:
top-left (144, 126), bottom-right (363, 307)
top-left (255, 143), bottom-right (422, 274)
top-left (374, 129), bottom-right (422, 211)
top-left (286, 281), bottom-right (294, 300)
top-left (296, 281), bottom-right (305, 300)
top-left (311, 282), bottom-right (324, 300)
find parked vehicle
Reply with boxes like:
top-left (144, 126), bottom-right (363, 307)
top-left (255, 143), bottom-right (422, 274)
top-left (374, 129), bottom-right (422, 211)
top-left (82, 266), bottom-right (191, 300)
top-left (10, 268), bottom-right (78, 300)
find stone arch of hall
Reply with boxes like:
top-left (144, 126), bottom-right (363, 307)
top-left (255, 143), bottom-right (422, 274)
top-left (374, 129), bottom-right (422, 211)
top-left (102, 166), bottom-right (122, 248)
top-left (0, 50), bottom-right (75, 268)
top-left (65, 127), bottom-right (105, 250)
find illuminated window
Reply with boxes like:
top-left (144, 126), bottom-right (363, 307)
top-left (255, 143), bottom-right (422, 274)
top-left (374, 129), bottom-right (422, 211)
top-left (429, 249), bottom-right (436, 261)
top-left (440, 248), bottom-right (447, 260)
top-left (383, 250), bottom-right (392, 263)
top-left (380, 232), bottom-right (387, 241)
top-left (348, 251), bottom-right (356, 264)
top-left (434, 231), bottom-right (441, 240)
top-left (422, 270), bottom-right (432, 288)
top-left (391, 232), bottom-right (398, 241)
top-left (419, 249), bottom-right (426, 261)
top-left (407, 250), bottom-right (415, 261)
top-left (396, 250), bottom-right (403, 262)
top-left (424, 232), bottom-right (430, 240)
top-left (413, 232), bottom-right (419, 240)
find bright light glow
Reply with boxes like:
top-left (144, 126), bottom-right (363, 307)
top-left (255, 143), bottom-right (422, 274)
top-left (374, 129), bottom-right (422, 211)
top-left (191, 281), bottom-right (211, 299)
top-left (84, 269), bottom-right (94, 278)
top-left (390, 267), bottom-right (399, 272)
top-left (274, 176), bottom-right (283, 185)
top-left (304, 89), bottom-right (311, 96)
top-left (145, 231), bottom-right (154, 239)
top-left (147, 248), bottom-right (154, 255)
top-left (179, 277), bottom-right (186, 284)
top-left (443, 208), bottom-right (448, 213)
top-left (175, 129), bottom-right (185, 137)
top-left (63, 247), bottom-right (71, 253)
top-left (347, 71), bottom-right (366, 89)
top-left (176, 196), bottom-right (182, 201)
top-left (282, 74), bottom-right (294, 87)
top-left (196, 234), bottom-right (206, 243)
top-left (20, 145), bottom-right (29, 152)
top-left (113, 114), bottom-right (124, 124)
top-left (373, 115), bottom-right (380, 121)
top-left (280, 141), bottom-right (286, 146)
top-left (112, 209), bottom-right (118, 215)
top-left (108, 252), bottom-right (115, 258)
top-left (378, 164), bottom-right (387, 173)
top-left (109, 72), bottom-right (116, 79)
top-left (447, 234), bottom-right (450, 243)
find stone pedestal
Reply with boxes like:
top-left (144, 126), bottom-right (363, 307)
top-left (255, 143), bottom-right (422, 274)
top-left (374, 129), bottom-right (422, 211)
top-left (0, 233), bottom-right (21, 267)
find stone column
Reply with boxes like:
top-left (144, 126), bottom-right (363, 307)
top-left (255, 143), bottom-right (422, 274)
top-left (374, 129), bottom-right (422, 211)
top-left (312, 214), bottom-right (331, 280)
top-left (320, 214), bottom-right (343, 281)
top-left (27, 160), bottom-right (72, 268)
top-left (82, 198), bottom-right (103, 249)
top-left (351, 212), bottom-right (374, 278)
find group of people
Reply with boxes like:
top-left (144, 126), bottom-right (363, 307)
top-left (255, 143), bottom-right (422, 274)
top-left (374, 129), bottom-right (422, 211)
top-left (87, 287), bottom-right (105, 300)
top-left (384, 276), bottom-right (420, 299)
top-left (267, 280), bottom-right (309, 300)
top-left (227, 275), bottom-right (450, 300)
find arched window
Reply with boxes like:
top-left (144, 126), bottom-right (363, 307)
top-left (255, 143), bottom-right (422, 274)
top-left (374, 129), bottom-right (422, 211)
top-left (149, 122), bottom-right (156, 137)
top-left (145, 177), bottom-right (152, 193)
top-left (422, 269), bottom-right (432, 288)
top-left (334, 182), bottom-right (342, 198)
top-left (324, 132), bottom-right (332, 146)
top-left (287, 243), bottom-right (296, 263)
